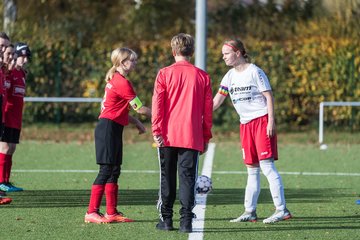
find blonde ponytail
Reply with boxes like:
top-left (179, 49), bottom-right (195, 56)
top-left (105, 66), bottom-right (117, 82)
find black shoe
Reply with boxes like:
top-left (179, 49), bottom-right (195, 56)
top-left (179, 220), bottom-right (192, 233)
top-left (156, 219), bottom-right (174, 231)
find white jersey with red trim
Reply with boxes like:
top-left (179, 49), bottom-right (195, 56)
top-left (218, 64), bottom-right (272, 124)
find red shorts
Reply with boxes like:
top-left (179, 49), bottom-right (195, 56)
top-left (240, 114), bottom-right (278, 165)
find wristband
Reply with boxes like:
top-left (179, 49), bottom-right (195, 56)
top-left (130, 96), bottom-right (143, 110)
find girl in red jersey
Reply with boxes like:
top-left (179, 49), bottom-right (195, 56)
top-left (0, 32), bottom-right (11, 205)
top-left (0, 42), bottom-right (23, 194)
top-left (85, 47), bottom-right (151, 224)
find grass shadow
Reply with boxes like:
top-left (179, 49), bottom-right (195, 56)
top-left (207, 188), bottom-right (355, 205)
top-left (4, 188), bottom-right (355, 208)
top-left (5, 189), bottom-right (159, 208)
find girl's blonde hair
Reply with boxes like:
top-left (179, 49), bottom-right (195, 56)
top-left (104, 47), bottom-right (138, 82)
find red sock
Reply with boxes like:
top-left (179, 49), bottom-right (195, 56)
top-left (4, 154), bottom-right (12, 183)
top-left (87, 184), bottom-right (105, 214)
top-left (0, 153), bottom-right (7, 183)
top-left (105, 183), bottom-right (118, 215)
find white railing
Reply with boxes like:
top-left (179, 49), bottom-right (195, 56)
top-left (319, 101), bottom-right (360, 149)
top-left (24, 98), bottom-right (359, 149)
top-left (24, 97), bottom-right (102, 103)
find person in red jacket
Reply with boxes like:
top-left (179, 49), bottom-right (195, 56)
top-left (85, 47), bottom-right (151, 224)
top-left (152, 33), bottom-right (213, 233)
top-left (0, 42), bottom-right (30, 194)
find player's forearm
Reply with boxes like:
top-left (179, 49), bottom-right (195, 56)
top-left (213, 93), bottom-right (225, 111)
top-left (264, 91), bottom-right (275, 123)
top-left (128, 115), bottom-right (140, 125)
top-left (136, 106), bottom-right (151, 118)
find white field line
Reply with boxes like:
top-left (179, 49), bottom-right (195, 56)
top-left (11, 169), bottom-right (360, 177)
top-left (189, 142), bottom-right (216, 240)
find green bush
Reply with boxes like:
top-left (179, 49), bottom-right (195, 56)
top-left (22, 35), bottom-right (360, 131)
top-left (13, 0), bottom-right (359, 130)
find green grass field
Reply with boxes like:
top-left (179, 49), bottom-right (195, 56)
top-left (1, 129), bottom-right (360, 240)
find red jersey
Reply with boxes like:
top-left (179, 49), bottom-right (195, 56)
top-left (152, 61), bottom-right (213, 152)
top-left (4, 68), bottom-right (26, 129)
top-left (0, 68), bottom-right (5, 123)
top-left (99, 72), bottom-right (137, 126)
top-left (0, 67), bottom-right (5, 96)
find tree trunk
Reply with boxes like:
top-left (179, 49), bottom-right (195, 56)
top-left (3, 0), bottom-right (17, 36)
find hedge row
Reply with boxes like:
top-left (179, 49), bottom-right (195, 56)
top-left (23, 35), bottom-right (360, 130)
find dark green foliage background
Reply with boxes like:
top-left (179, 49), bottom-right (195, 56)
top-left (2, 0), bottom-right (359, 130)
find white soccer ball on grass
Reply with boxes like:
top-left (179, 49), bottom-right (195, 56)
top-left (195, 175), bottom-right (212, 194)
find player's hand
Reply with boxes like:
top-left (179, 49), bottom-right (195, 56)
top-left (153, 135), bottom-right (164, 147)
top-left (267, 121), bottom-right (276, 138)
top-left (136, 123), bottom-right (146, 134)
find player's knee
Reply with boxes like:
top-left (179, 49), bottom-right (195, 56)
top-left (94, 165), bottom-right (113, 184)
top-left (260, 158), bottom-right (279, 178)
top-left (0, 142), bottom-right (11, 153)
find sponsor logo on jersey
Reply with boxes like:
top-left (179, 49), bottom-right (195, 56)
top-left (230, 86), bottom-right (251, 95)
top-left (4, 80), bottom-right (11, 89)
top-left (232, 97), bottom-right (251, 104)
top-left (106, 83), bottom-right (113, 89)
top-left (260, 151), bottom-right (268, 156)
top-left (13, 86), bottom-right (25, 96)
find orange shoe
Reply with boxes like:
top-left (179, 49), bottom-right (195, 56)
top-left (84, 212), bottom-right (111, 224)
top-left (0, 197), bottom-right (12, 205)
top-left (105, 212), bottom-right (134, 223)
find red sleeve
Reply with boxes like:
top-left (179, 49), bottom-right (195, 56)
top-left (203, 75), bottom-right (213, 143)
top-left (151, 70), bottom-right (166, 136)
top-left (116, 77), bottom-right (137, 101)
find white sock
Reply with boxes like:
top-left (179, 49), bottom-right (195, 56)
top-left (260, 159), bottom-right (286, 211)
top-left (244, 167), bottom-right (260, 212)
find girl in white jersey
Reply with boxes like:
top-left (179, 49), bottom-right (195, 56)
top-left (213, 39), bottom-right (292, 224)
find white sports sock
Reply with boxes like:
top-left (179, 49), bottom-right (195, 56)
top-left (260, 159), bottom-right (286, 211)
top-left (244, 167), bottom-right (260, 212)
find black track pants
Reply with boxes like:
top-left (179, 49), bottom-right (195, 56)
top-left (157, 147), bottom-right (199, 220)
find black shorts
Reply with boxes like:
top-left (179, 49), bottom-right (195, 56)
top-left (0, 126), bottom-right (21, 144)
top-left (95, 118), bottom-right (124, 165)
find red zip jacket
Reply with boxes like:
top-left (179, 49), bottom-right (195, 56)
top-left (152, 61), bottom-right (213, 152)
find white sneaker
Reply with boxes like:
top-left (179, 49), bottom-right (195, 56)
top-left (230, 211), bottom-right (257, 222)
top-left (263, 208), bottom-right (292, 224)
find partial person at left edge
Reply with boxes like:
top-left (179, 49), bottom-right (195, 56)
top-left (0, 42), bottom-right (31, 194)
top-left (0, 33), bottom-right (14, 205)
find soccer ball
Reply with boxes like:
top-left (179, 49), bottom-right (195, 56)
top-left (195, 175), bottom-right (212, 194)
